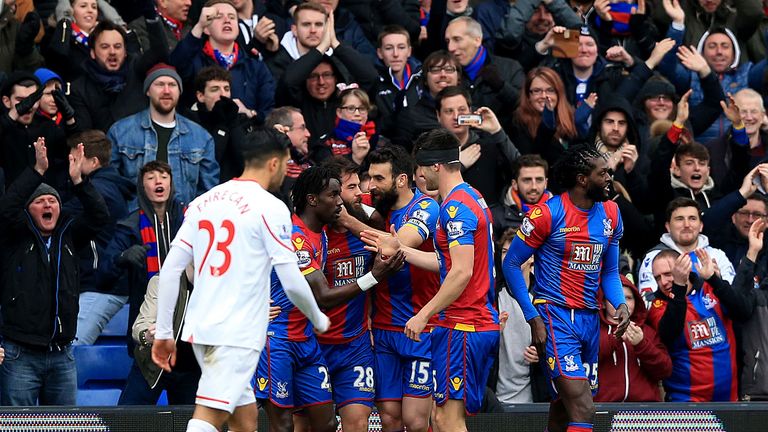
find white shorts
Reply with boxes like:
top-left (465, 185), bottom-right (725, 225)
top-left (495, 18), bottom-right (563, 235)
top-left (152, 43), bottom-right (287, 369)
top-left (192, 344), bottom-right (261, 413)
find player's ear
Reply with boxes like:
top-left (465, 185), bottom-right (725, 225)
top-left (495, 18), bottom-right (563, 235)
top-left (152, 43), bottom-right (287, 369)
top-left (307, 193), bottom-right (318, 207)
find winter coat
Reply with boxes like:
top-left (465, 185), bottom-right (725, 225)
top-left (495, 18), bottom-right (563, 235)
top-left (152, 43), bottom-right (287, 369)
top-left (0, 110), bottom-right (70, 192)
top-left (652, 0), bottom-right (763, 64)
top-left (659, 26), bottom-right (754, 144)
top-left (647, 125), bottom-right (747, 235)
top-left (100, 174), bottom-right (185, 355)
top-left (594, 276), bottom-right (672, 402)
top-left (185, 102), bottom-right (248, 183)
top-left (68, 17), bottom-right (169, 132)
top-left (275, 45), bottom-right (378, 146)
top-left (490, 0), bottom-right (581, 59)
top-left (460, 54), bottom-right (523, 132)
top-left (0, 168), bottom-right (109, 347)
top-left (460, 128), bottom-right (520, 208)
top-left (0, 6), bottom-right (44, 74)
top-left (62, 166), bottom-right (136, 295)
top-left (735, 254), bottom-right (768, 400)
top-left (169, 33), bottom-right (275, 124)
top-left (637, 233), bottom-right (736, 298)
top-left (107, 109), bottom-right (219, 207)
top-left (373, 57), bottom-right (423, 140)
top-left (391, 92), bottom-right (439, 151)
top-left (128, 14), bottom-right (190, 53)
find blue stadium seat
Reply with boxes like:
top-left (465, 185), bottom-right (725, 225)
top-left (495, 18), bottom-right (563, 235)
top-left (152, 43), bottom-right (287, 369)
top-left (74, 344), bottom-right (132, 406)
top-left (76, 388), bottom-right (124, 406)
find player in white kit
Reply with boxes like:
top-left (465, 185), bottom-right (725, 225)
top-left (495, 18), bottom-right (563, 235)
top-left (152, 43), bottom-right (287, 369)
top-left (152, 130), bottom-right (330, 432)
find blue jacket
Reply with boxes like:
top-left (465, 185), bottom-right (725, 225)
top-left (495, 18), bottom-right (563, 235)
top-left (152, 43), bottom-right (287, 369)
top-left (658, 26), bottom-right (753, 143)
top-left (170, 33), bottom-right (276, 124)
top-left (108, 109), bottom-right (219, 207)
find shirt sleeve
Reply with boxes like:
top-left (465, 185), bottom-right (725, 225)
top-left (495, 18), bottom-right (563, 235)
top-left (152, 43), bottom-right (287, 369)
top-left (171, 204), bottom-right (199, 252)
top-left (441, 200), bottom-right (478, 248)
top-left (516, 205), bottom-right (553, 249)
top-left (292, 232), bottom-right (321, 275)
top-left (602, 208), bottom-right (626, 310)
top-left (260, 205), bottom-right (297, 267)
top-left (403, 198), bottom-right (439, 241)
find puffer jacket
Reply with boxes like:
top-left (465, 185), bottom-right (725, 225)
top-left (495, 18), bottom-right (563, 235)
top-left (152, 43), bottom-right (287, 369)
top-left (0, 168), bottom-right (109, 347)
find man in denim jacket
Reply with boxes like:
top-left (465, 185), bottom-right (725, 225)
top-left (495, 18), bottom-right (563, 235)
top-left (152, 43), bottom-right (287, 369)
top-left (108, 63), bottom-right (219, 207)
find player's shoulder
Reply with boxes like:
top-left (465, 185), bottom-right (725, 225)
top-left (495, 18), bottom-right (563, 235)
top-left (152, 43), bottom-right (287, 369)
top-left (599, 199), bottom-right (621, 218)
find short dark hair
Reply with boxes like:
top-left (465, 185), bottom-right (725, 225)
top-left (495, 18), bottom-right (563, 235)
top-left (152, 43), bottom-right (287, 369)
top-left (423, 50), bottom-right (461, 76)
top-left (552, 144), bottom-right (604, 190)
top-left (194, 66), bottom-right (232, 94)
top-left (367, 145), bottom-right (415, 186)
top-left (140, 160), bottom-right (172, 179)
top-left (512, 154), bottom-right (549, 180)
top-left (68, 130), bottom-right (111, 167)
top-left (377, 25), bottom-right (411, 48)
top-left (497, 227), bottom-right (518, 250)
top-left (665, 197), bottom-right (701, 223)
top-left (241, 128), bottom-right (290, 168)
top-left (321, 156), bottom-right (359, 179)
top-left (435, 86), bottom-right (471, 113)
top-left (0, 71), bottom-right (39, 98)
top-left (674, 142), bottom-right (710, 165)
top-left (292, 166), bottom-right (338, 215)
top-left (413, 128), bottom-right (462, 172)
top-left (747, 192), bottom-right (768, 209)
top-left (265, 106), bottom-right (301, 129)
top-left (90, 20), bottom-right (128, 49)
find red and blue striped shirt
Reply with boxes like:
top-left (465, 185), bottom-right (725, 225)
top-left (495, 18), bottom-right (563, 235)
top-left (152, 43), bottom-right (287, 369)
top-left (433, 183), bottom-right (499, 330)
top-left (267, 214), bottom-right (327, 341)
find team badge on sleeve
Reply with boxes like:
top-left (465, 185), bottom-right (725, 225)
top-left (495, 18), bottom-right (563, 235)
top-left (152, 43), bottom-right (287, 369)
top-left (296, 250), bottom-right (312, 267)
top-left (602, 218), bottom-right (614, 237)
top-left (520, 217), bottom-right (535, 237)
top-left (446, 221), bottom-right (464, 239)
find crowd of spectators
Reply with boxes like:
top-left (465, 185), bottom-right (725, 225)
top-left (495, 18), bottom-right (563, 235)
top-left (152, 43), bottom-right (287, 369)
top-left (1, 0), bottom-right (768, 409)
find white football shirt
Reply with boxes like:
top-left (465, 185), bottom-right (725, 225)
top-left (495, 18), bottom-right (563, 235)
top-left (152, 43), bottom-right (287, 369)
top-left (173, 179), bottom-right (296, 350)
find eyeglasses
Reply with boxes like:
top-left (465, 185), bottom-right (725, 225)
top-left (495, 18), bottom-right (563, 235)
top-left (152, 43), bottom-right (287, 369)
top-left (288, 124), bottom-right (307, 132)
top-left (340, 105), bottom-right (368, 114)
top-left (428, 66), bottom-right (457, 74)
top-left (308, 72), bottom-right (335, 81)
top-left (649, 95), bottom-right (673, 103)
top-left (736, 210), bottom-right (768, 219)
top-left (529, 87), bottom-right (556, 96)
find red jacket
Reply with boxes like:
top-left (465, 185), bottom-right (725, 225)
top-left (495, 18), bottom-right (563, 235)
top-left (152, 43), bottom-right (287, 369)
top-left (594, 276), bottom-right (673, 402)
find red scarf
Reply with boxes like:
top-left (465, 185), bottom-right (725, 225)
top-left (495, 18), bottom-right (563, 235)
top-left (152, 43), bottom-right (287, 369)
top-left (510, 188), bottom-right (552, 213)
top-left (71, 22), bottom-right (89, 47)
top-left (37, 109), bottom-right (63, 125)
top-left (157, 9), bottom-right (184, 40)
top-left (203, 41), bottom-right (240, 70)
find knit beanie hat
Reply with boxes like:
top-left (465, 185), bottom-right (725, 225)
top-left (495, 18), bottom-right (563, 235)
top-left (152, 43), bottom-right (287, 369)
top-left (143, 63), bottom-right (183, 94)
top-left (34, 68), bottom-right (63, 86)
top-left (26, 183), bottom-right (61, 207)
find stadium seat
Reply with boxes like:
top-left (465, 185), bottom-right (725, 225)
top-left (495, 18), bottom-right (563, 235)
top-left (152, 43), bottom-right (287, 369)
top-left (76, 388), bottom-right (124, 406)
top-left (74, 344), bottom-right (132, 406)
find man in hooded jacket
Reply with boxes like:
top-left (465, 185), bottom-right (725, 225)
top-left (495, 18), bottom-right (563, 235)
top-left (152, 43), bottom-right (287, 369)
top-left (595, 275), bottom-right (672, 402)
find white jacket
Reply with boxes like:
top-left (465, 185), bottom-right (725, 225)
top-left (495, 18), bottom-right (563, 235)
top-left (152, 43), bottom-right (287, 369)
top-left (637, 233), bottom-right (735, 298)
